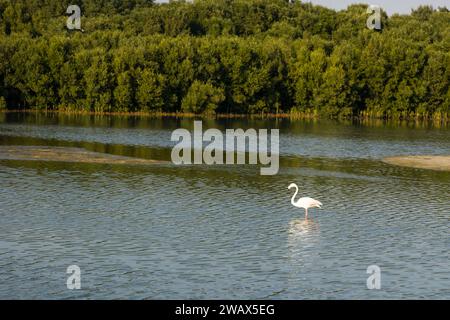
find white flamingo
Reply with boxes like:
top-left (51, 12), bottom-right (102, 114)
top-left (288, 183), bottom-right (322, 219)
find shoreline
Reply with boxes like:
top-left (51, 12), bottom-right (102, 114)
top-left (1, 109), bottom-right (449, 123)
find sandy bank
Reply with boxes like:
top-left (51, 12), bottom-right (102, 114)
top-left (383, 155), bottom-right (450, 171)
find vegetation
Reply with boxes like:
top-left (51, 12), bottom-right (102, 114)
top-left (0, 0), bottom-right (448, 119)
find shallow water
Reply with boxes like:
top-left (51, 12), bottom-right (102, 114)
top-left (0, 113), bottom-right (449, 299)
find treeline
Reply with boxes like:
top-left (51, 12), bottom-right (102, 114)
top-left (0, 0), bottom-right (449, 119)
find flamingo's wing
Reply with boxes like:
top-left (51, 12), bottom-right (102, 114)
top-left (302, 197), bottom-right (322, 208)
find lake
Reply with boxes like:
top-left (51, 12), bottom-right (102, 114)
top-left (0, 113), bottom-right (449, 299)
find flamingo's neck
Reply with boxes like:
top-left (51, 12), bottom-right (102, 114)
top-left (291, 185), bottom-right (298, 206)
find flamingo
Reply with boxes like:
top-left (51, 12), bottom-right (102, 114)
top-left (288, 183), bottom-right (322, 219)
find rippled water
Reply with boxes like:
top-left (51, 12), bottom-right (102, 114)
top-left (0, 113), bottom-right (449, 299)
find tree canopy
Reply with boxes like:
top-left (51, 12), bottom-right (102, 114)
top-left (0, 0), bottom-right (448, 119)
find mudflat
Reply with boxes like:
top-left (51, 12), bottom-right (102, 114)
top-left (0, 146), bottom-right (166, 165)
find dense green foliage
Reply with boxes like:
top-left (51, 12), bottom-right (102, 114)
top-left (0, 0), bottom-right (449, 119)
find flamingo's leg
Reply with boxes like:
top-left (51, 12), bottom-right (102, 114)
top-left (305, 208), bottom-right (308, 219)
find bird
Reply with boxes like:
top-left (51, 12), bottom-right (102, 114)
top-left (288, 183), bottom-right (322, 219)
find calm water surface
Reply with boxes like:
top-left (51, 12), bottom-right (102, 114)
top-left (0, 113), bottom-right (449, 299)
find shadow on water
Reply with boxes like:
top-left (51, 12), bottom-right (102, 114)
top-left (1, 111), bottom-right (449, 129)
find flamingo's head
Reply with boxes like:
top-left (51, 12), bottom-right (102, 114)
top-left (288, 183), bottom-right (297, 190)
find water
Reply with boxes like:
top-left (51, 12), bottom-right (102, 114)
top-left (0, 113), bottom-right (449, 299)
